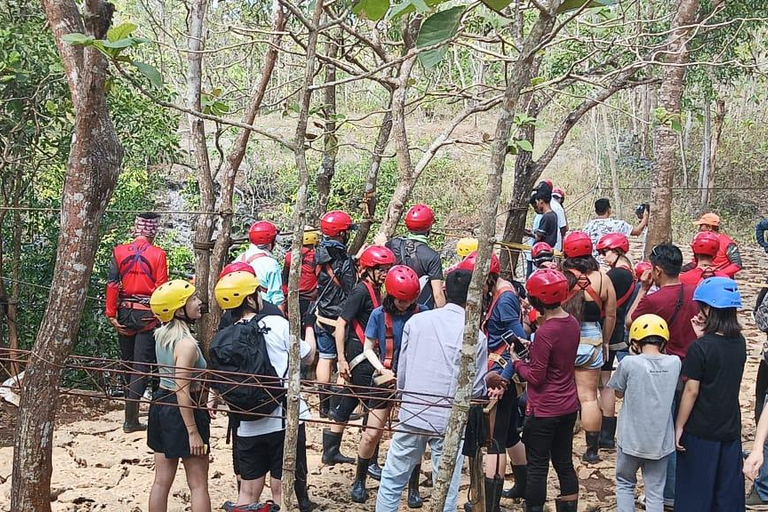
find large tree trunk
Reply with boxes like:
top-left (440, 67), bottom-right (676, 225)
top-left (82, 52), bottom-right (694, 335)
top-left (315, 32), bottom-right (339, 223)
top-left (12, 1), bottom-right (123, 509)
top-left (646, 0), bottom-right (700, 253)
top-left (602, 107), bottom-right (623, 217)
top-left (701, 98), bottom-right (724, 208)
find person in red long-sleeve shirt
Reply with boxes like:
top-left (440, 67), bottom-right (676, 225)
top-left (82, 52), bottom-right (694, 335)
top-left (691, 213), bottom-right (742, 278)
top-left (105, 213), bottom-right (168, 433)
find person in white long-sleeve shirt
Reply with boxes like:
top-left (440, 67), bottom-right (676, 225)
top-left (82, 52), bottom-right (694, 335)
top-left (236, 220), bottom-right (285, 308)
top-left (376, 269), bottom-right (488, 512)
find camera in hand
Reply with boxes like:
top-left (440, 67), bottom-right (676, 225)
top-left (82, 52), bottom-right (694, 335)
top-left (635, 202), bottom-right (650, 219)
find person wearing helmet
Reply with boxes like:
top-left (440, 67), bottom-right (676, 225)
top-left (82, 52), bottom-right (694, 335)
top-left (756, 216), bottom-right (768, 254)
top-left (212, 271), bottom-right (317, 512)
top-left (106, 212), bottom-right (168, 432)
top-left (313, 210), bottom-right (358, 419)
top-left (583, 198), bottom-right (648, 259)
top-left (147, 280), bottom-right (211, 510)
top-left (511, 269), bottom-right (580, 512)
top-left (217, 262), bottom-right (284, 330)
top-left (679, 231), bottom-right (728, 285)
top-left (346, 265), bottom-right (426, 506)
top-left (607, 315), bottom-right (681, 512)
top-left (236, 220), bottom-right (285, 308)
top-left (325, 245), bottom-right (395, 467)
top-left (281, 227), bottom-right (320, 322)
top-left (561, 231), bottom-right (617, 464)
top-left (531, 241), bottom-right (556, 269)
top-left (675, 277), bottom-right (746, 512)
top-left (692, 212), bottom-right (741, 278)
top-left (595, 233), bottom-right (636, 450)
top-left (550, 186), bottom-right (569, 246)
top-left (385, 203), bottom-right (446, 308)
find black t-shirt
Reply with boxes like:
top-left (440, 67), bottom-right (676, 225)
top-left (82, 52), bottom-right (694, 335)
top-left (537, 211), bottom-right (559, 248)
top-left (218, 301), bottom-right (284, 330)
top-left (607, 267), bottom-right (634, 345)
top-left (386, 237), bottom-right (443, 308)
top-left (682, 333), bottom-right (746, 441)
top-left (340, 281), bottom-right (381, 361)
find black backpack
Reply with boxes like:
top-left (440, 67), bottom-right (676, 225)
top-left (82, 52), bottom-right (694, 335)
top-left (208, 315), bottom-right (286, 420)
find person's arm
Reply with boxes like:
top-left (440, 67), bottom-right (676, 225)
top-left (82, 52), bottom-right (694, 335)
top-left (717, 243), bottom-right (742, 276)
top-left (155, 249), bottom-right (169, 287)
top-left (431, 280), bottom-right (446, 308)
top-left (757, 218), bottom-right (768, 252)
top-left (745, 404), bottom-right (768, 480)
top-left (515, 332), bottom-right (553, 386)
top-left (427, 253), bottom-right (446, 308)
top-left (281, 253), bottom-right (291, 298)
top-left (473, 331), bottom-right (489, 398)
top-left (335, 317), bottom-right (350, 379)
top-left (175, 340), bottom-right (206, 457)
top-left (606, 361), bottom-right (627, 399)
top-left (601, 273), bottom-right (617, 352)
top-left (397, 322), bottom-right (411, 391)
top-left (105, 254), bottom-right (120, 319)
top-left (675, 378), bottom-right (700, 450)
top-left (265, 262), bottom-right (285, 306)
top-left (626, 273), bottom-right (652, 329)
top-left (630, 210), bottom-right (649, 236)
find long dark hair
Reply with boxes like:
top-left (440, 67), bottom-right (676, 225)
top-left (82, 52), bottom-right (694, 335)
top-left (701, 305), bottom-right (742, 338)
top-left (483, 273), bottom-right (499, 314)
top-left (382, 294), bottom-right (418, 316)
top-left (232, 292), bottom-right (260, 321)
top-left (561, 270), bottom-right (584, 323)
top-left (562, 255), bottom-right (599, 274)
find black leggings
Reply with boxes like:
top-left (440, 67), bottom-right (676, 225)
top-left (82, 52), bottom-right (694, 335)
top-left (118, 308), bottom-right (157, 401)
top-left (522, 412), bottom-right (578, 506)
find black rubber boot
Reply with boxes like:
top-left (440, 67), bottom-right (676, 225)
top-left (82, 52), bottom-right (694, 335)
top-left (599, 415), bottom-right (617, 450)
top-left (525, 504), bottom-right (545, 512)
top-left (407, 464), bottom-right (423, 508)
top-left (555, 499), bottom-right (578, 511)
top-left (368, 442), bottom-right (382, 480)
top-left (350, 456), bottom-right (370, 503)
top-left (295, 474), bottom-right (317, 512)
top-left (321, 429), bottom-right (355, 465)
top-left (501, 465), bottom-right (527, 499)
top-left (485, 476), bottom-right (504, 512)
top-left (582, 431), bottom-right (601, 464)
top-left (318, 385), bottom-right (330, 419)
top-left (123, 400), bottom-right (147, 433)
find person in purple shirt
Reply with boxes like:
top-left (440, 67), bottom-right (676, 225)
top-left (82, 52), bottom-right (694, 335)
top-left (512, 269), bottom-right (580, 512)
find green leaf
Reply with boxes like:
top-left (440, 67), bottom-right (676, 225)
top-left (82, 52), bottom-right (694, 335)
top-left (62, 33), bottom-right (95, 46)
top-left (389, 0), bottom-right (441, 19)
top-left (133, 61), bottom-right (163, 89)
top-left (352, 0), bottom-right (390, 21)
top-left (530, 76), bottom-right (546, 87)
top-left (557, 0), bottom-right (617, 14)
top-left (481, 0), bottom-right (513, 12)
top-left (416, 6), bottom-right (465, 69)
top-left (102, 38), bottom-right (137, 49)
top-left (107, 22), bottom-right (137, 42)
top-left (516, 139), bottom-right (533, 152)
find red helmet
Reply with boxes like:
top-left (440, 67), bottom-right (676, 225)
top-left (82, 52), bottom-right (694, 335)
top-left (320, 210), bottom-right (354, 237)
top-left (359, 245), bottom-right (396, 269)
top-left (552, 187), bottom-right (565, 199)
top-left (385, 265), bottom-right (421, 302)
top-left (404, 204), bottom-right (435, 232)
top-left (543, 180), bottom-right (554, 188)
top-left (456, 250), bottom-right (501, 275)
top-left (597, 232), bottom-right (629, 254)
top-left (219, 261), bottom-right (256, 279)
top-left (563, 231), bottom-right (593, 258)
top-left (249, 220), bottom-right (278, 245)
top-left (531, 242), bottom-right (554, 260)
top-left (691, 231), bottom-right (720, 257)
top-left (634, 261), bottom-right (652, 280)
top-left (526, 269), bottom-right (569, 305)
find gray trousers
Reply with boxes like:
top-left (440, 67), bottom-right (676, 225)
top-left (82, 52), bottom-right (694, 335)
top-left (616, 446), bottom-right (670, 512)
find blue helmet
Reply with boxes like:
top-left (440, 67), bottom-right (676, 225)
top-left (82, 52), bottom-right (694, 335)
top-left (693, 277), bottom-right (742, 309)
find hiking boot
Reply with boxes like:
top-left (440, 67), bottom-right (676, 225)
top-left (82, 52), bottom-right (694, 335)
top-left (321, 429), bottom-right (354, 465)
top-left (582, 431), bottom-right (600, 464)
top-left (747, 486), bottom-right (768, 510)
top-left (599, 416), bottom-right (616, 450)
top-left (368, 442), bottom-right (382, 480)
top-left (555, 499), bottom-right (578, 512)
top-left (123, 400), bottom-right (147, 433)
top-left (407, 464), bottom-right (423, 508)
top-left (501, 464), bottom-right (527, 499)
top-left (350, 457), bottom-right (370, 503)
top-left (295, 474), bottom-right (317, 512)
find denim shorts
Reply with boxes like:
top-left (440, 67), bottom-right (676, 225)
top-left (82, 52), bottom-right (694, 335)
top-left (574, 321), bottom-right (604, 370)
top-left (315, 323), bottom-right (337, 359)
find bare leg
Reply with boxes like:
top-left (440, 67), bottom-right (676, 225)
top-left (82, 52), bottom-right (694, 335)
top-left (359, 407), bottom-right (389, 458)
top-left (238, 477), bottom-right (265, 505)
top-left (575, 368), bottom-right (601, 431)
top-left (270, 476), bottom-right (282, 507)
top-left (600, 370), bottom-right (616, 416)
top-left (149, 453), bottom-right (178, 512)
top-left (182, 456), bottom-right (211, 512)
top-left (507, 441), bottom-right (527, 465)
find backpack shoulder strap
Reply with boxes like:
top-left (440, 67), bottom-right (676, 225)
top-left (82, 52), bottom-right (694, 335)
top-left (666, 285), bottom-right (686, 328)
top-left (482, 283), bottom-right (516, 334)
top-left (615, 267), bottom-right (636, 308)
top-left (246, 252), bottom-right (267, 264)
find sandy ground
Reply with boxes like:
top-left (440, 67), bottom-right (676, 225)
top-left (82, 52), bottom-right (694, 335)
top-left (0, 246), bottom-right (766, 512)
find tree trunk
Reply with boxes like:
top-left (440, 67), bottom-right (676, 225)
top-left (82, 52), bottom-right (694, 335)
top-left (602, 107), bottom-right (623, 217)
top-left (315, 32), bottom-right (339, 223)
top-left (646, 0), bottom-right (699, 254)
top-left (282, 0), bottom-right (325, 509)
top-left (702, 98), bottom-right (724, 208)
top-left (12, 2), bottom-right (123, 509)
top-left (430, 4), bottom-right (561, 509)
top-left (698, 100), bottom-right (711, 195)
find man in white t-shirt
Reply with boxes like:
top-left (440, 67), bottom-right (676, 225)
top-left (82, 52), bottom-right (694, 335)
top-left (583, 198), bottom-right (648, 259)
top-left (551, 186), bottom-right (569, 251)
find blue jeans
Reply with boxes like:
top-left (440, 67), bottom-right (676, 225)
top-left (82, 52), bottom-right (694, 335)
top-left (375, 429), bottom-right (464, 512)
top-left (663, 380), bottom-right (683, 506)
top-left (616, 447), bottom-right (668, 512)
top-left (314, 323), bottom-right (337, 359)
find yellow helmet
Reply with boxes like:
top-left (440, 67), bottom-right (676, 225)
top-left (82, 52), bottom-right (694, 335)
top-left (303, 228), bottom-right (320, 246)
top-left (215, 270), bottom-right (260, 310)
top-left (150, 280), bottom-right (196, 323)
top-left (629, 314), bottom-right (670, 343)
top-left (456, 237), bottom-right (479, 258)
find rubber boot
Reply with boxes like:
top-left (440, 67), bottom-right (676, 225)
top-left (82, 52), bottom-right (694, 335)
top-left (407, 464), bottom-right (423, 508)
top-left (368, 442), bottom-right (382, 481)
top-left (599, 415), bottom-right (617, 450)
top-left (501, 465), bottom-right (527, 499)
top-left (524, 503), bottom-right (545, 512)
top-left (485, 476), bottom-right (504, 512)
top-left (321, 429), bottom-right (355, 465)
top-left (294, 474), bottom-right (318, 512)
top-left (582, 431), bottom-right (601, 464)
top-left (319, 385), bottom-right (330, 419)
top-left (555, 498), bottom-right (578, 512)
top-left (123, 400), bottom-right (147, 433)
top-left (350, 456), bottom-right (370, 503)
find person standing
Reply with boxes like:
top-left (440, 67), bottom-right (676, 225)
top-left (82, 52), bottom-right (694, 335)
top-left (692, 213), bottom-right (742, 278)
top-left (583, 198), bottom-right (648, 259)
top-left (608, 315), bottom-right (681, 512)
top-left (746, 287), bottom-right (768, 508)
top-left (236, 220), bottom-right (285, 308)
top-left (531, 183), bottom-right (559, 249)
top-left (375, 270), bottom-right (487, 512)
top-left (756, 216), bottom-right (768, 254)
top-left (679, 231), bottom-right (728, 285)
top-left (385, 203), bottom-right (446, 308)
top-left (512, 269), bottom-right (580, 512)
top-left (674, 277), bottom-right (746, 512)
top-left (106, 212), bottom-right (168, 433)
top-left (550, 186), bottom-right (568, 249)
top-left (281, 227), bottom-right (320, 322)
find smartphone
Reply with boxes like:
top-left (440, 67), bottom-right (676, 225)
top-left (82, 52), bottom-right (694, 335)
top-left (501, 331), bottom-right (527, 355)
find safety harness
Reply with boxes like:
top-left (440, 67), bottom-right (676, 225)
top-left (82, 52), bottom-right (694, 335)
top-left (483, 283), bottom-right (517, 371)
top-left (117, 241), bottom-right (155, 312)
top-left (614, 265), bottom-right (636, 308)
top-left (347, 281), bottom-right (381, 371)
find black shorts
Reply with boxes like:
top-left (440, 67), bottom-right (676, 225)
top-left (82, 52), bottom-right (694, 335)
top-left (600, 349), bottom-right (618, 371)
top-left (236, 429), bottom-right (286, 481)
top-left (147, 390), bottom-right (210, 459)
top-left (329, 361), bottom-right (393, 421)
top-left (488, 386), bottom-right (520, 454)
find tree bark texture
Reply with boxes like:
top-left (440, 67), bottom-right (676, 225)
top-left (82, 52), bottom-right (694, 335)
top-left (646, 0), bottom-right (699, 254)
top-left (697, 100), bottom-right (711, 194)
top-left (602, 107), bottom-right (623, 217)
top-left (701, 98), bottom-right (724, 208)
top-left (282, 0), bottom-right (325, 509)
top-left (315, 33), bottom-right (339, 223)
top-left (12, 1), bottom-right (123, 510)
top-left (429, 4), bottom-right (561, 510)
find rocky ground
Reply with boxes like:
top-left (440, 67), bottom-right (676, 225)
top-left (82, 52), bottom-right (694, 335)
top-left (0, 246), bottom-right (765, 511)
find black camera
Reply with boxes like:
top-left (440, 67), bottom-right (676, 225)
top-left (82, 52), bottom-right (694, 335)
top-left (635, 203), bottom-right (650, 219)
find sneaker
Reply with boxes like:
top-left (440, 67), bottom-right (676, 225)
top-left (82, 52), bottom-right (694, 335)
top-left (747, 486), bottom-right (768, 510)
top-left (636, 494), bottom-right (674, 511)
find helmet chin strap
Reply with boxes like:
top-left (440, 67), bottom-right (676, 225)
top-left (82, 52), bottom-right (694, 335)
top-left (176, 304), bottom-right (196, 326)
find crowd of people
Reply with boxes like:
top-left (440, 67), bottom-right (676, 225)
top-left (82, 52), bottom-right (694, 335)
top-left (105, 181), bottom-right (763, 512)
